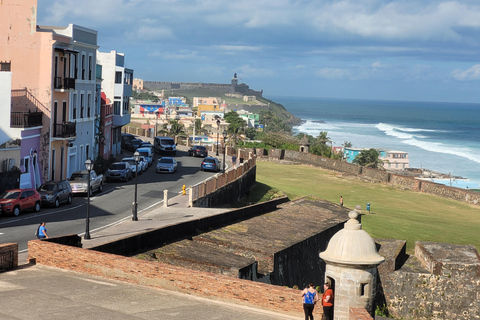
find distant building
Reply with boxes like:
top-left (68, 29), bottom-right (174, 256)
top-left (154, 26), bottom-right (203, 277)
top-left (133, 78), bottom-right (143, 91)
top-left (236, 110), bottom-right (259, 128)
top-left (243, 95), bottom-right (256, 102)
top-left (344, 147), bottom-right (409, 171)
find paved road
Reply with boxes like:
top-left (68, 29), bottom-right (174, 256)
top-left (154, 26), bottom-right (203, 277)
top-left (0, 147), bottom-right (225, 254)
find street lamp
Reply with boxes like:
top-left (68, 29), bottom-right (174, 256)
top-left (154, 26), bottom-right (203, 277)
top-left (216, 119), bottom-right (220, 156)
top-left (132, 150), bottom-right (140, 221)
top-left (222, 130), bottom-right (227, 173)
top-left (84, 158), bottom-right (94, 240)
top-left (155, 110), bottom-right (159, 137)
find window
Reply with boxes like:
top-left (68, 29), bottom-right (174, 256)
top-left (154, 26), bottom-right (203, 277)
top-left (72, 94), bottom-right (77, 120)
top-left (359, 283), bottom-right (369, 297)
top-left (81, 54), bottom-right (86, 80)
top-left (114, 101), bottom-right (121, 115)
top-left (88, 56), bottom-right (93, 80)
top-left (115, 72), bottom-right (122, 84)
top-left (87, 93), bottom-right (91, 118)
top-left (80, 94), bottom-right (84, 118)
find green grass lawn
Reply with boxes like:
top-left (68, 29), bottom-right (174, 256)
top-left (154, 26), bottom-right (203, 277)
top-left (250, 161), bottom-right (480, 253)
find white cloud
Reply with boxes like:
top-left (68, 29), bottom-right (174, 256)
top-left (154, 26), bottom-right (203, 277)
top-left (452, 65), bottom-right (480, 81)
top-left (237, 65), bottom-right (275, 78)
top-left (212, 45), bottom-right (264, 52)
top-left (148, 50), bottom-right (199, 60)
top-left (125, 26), bottom-right (174, 41)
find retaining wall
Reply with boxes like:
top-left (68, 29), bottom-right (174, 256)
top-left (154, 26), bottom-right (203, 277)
top-left (27, 238), bottom-right (303, 318)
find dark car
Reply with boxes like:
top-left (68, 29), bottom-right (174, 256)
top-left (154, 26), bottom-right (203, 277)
top-left (188, 145), bottom-right (208, 157)
top-left (127, 139), bottom-right (143, 152)
top-left (0, 188), bottom-right (41, 216)
top-left (121, 133), bottom-right (136, 150)
top-left (38, 181), bottom-right (73, 208)
top-left (106, 162), bottom-right (132, 182)
top-left (200, 157), bottom-right (220, 172)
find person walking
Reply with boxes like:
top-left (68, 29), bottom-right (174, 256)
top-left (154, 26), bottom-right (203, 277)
top-left (232, 155), bottom-right (237, 167)
top-left (301, 282), bottom-right (318, 320)
top-left (36, 222), bottom-right (49, 239)
top-left (340, 196), bottom-right (343, 207)
top-left (322, 283), bottom-right (334, 320)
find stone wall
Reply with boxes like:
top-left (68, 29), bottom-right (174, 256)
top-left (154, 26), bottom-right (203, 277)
top-left (377, 240), bottom-right (480, 320)
top-left (0, 243), bottom-right (17, 270)
top-left (27, 238), bottom-right (304, 318)
top-left (272, 149), bottom-right (480, 206)
top-left (349, 307), bottom-right (374, 320)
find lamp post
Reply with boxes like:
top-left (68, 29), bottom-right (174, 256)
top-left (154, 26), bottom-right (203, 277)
top-left (216, 119), bottom-right (220, 156)
top-left (155, 110), bottom-right (159, 138)
top-left (222, 130), bottom-right (227, 173)
top-left (132, 150), bottom-right (140, 221)
top-left (84, 158), bottom-right (93, 240)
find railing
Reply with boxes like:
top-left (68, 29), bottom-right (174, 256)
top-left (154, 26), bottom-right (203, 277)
top-left (54, 77), bottom-right (76, 90)
top-left (53, 122), bottom-right (76, 138)
top-left (189, 156), bottom-right (256, 204)
top-left (11, 88), bottom-right (49, 115)
top-left (10, 112), bottom-right (43, 128)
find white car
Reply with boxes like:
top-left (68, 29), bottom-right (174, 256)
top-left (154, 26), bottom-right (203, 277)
top-left (138, 156), bottom-right (148, 172)
top-left (121, 157), bottom-right (142, 176)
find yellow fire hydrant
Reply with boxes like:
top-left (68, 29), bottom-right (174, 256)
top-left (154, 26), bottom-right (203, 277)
top-left (182, 185), bottom-right (186, 195)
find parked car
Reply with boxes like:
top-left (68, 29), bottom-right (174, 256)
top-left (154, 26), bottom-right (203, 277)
top-left (0, 188), bottom-right (41, 216)
top-left (121, 133), bottom-right (136, 150)
top-left (69, 170), bottom-right (104, 195)
top-left (127, 139), bottom-right (143, 152)
top-left (136, 147), bottom-right (153, 167)
top-left (154, 136), bottom-right (176, 155)
top-left (200, 157), bottom-right (220, 172)
top-left (121, 157), bottom-right (142, 176)
top-left (106, 162), bottom-right (132, 182)
top-left (38, 181), bottom-right (73, 208)
top-left (188, 145), bottom-right (208, 157)
top-left (156, 157), bottom-right (177, 173)
top-left (140, 141), bottom-right (154, 153)
top-left (138, 156), bottom-right (148, 172)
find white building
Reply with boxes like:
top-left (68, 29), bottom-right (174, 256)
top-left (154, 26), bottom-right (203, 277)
top-left (97, 50), bottom-right (133, 156)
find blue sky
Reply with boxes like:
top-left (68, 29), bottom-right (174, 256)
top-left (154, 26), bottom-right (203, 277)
top-left (37, 0), bottom-right (480, 103)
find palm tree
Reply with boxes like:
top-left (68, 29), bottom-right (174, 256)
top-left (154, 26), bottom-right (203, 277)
top-left (352, 148), bottom-right (384, 169)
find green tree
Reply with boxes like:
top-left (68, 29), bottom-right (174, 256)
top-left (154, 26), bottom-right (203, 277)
top-left (352, 148), bottom-right (384, 169)
top-left (163, 119), bottom-right (185, 138)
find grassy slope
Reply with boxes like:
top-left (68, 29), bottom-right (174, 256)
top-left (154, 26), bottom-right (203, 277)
top-left (252, 161), bottom-right (480, 253)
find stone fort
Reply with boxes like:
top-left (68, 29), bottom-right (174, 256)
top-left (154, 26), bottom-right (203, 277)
top-left (143, 73), bottom-right (264, 98)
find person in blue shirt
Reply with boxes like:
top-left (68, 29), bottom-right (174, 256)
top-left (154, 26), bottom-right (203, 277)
top-left (301, 282), bottom-right (319, 320)
top-left (37, 222), bottom-right (49, 239)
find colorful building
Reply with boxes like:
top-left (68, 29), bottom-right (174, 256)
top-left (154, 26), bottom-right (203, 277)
top-left (344, 147), bottom-right (409, 171)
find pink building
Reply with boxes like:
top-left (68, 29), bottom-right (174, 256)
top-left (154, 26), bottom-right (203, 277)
top-left (99, 92), bottom-right (113, 160)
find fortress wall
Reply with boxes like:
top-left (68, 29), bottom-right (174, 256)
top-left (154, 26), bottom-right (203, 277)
top-left (27, 238), bottom-right (303, 318)
top-left (272, 224), bottom-right (344, 288)
top-left (420, 180), bottom-right (479, 204)
top-left (380, 268), bottom-right (480, 320)
top-left (361, 167), bottom-right (390, 183)
top-left (390, 174), bottom-right (421, 191)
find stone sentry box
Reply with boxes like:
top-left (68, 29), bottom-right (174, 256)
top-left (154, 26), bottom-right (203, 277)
top-left (320, 210), bottom-right (384, 320)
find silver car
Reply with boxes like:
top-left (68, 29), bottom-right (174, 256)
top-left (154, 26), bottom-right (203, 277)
top-left (156, 157), bottom-right (177, 173)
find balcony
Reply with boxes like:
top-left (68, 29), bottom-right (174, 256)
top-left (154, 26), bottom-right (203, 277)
top-left (113, 113), bottom-right (131, 127)
top-left (53, 122), bottom-right (76, 138)
top-left (54, 77), bottom-right (76, 90)
top-left (10, 112), bottom-right (43, 128)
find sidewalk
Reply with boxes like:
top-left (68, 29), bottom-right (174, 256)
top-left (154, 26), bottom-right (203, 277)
top-left (5, 194), bottom-right (301, 319)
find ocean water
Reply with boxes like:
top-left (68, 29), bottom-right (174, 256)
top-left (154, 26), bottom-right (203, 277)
top-left (271, 96), bottom-right (480, 189)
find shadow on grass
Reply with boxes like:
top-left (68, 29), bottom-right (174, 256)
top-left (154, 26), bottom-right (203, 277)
top-left (233, 182), bottom-right (286, 208)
